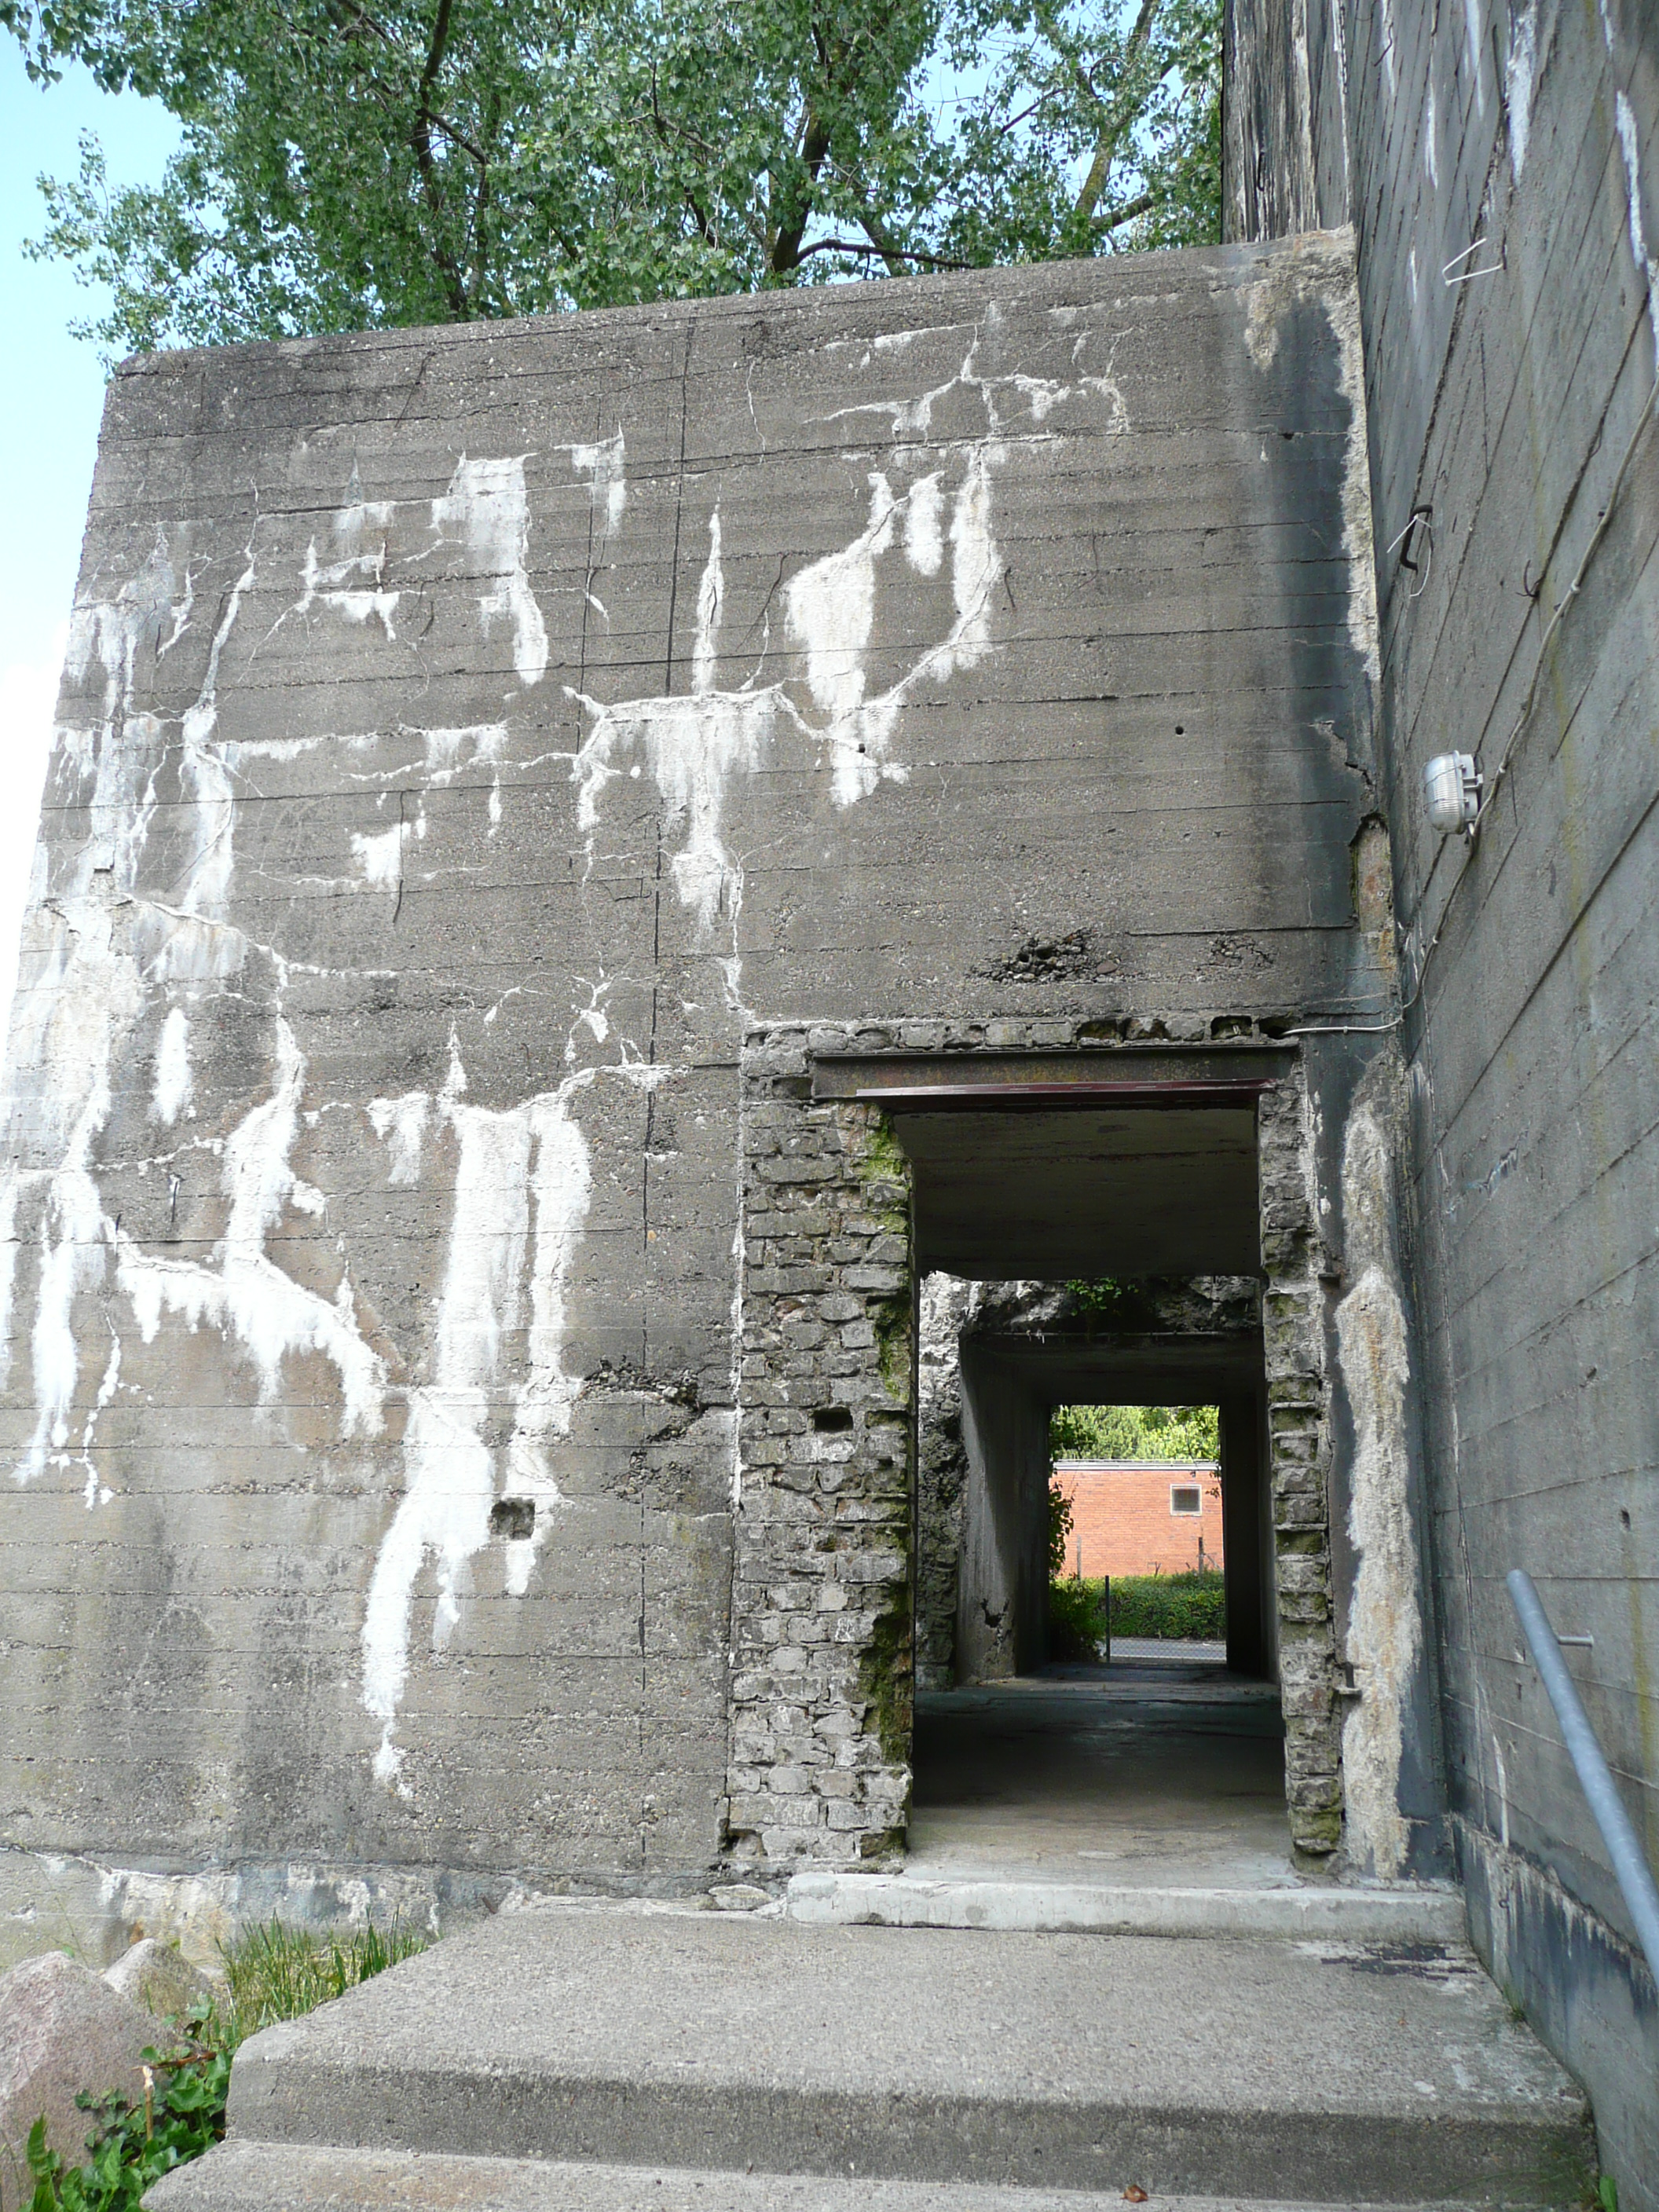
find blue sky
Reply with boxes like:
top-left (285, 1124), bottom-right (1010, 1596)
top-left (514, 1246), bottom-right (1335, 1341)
top-left (0, 46), bottom-right (180, 662)
top-left (0, 44), bottom-right (179, 1034)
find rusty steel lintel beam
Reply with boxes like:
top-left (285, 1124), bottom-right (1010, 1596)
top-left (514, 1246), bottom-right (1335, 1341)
top-left (851, 1081), bottom-right (1275, 1111)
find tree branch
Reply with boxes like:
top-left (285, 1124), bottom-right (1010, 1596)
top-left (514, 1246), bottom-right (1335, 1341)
top-left (408, 0), bottom-right (469, 317)
top-left (793, 236), bottom-right (972, 269)
top-left (769, 107), bottom-right (833, 273)
top-left (328, 0), bottom-right (486, 159)
top-left (1092, 189), bottom-right (1156, 234)
top-left (1073, 0), bottom-right (1159, 223)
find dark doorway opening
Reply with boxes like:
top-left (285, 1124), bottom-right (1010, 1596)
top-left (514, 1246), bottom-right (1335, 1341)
top-left (875, 1079), bottom-right (1293, 1881)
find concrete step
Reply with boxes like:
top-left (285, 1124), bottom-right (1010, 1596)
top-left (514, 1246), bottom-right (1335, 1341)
top-left (143, 2139), bottom-right (1522, 2212)
top-left (786, 1870), bottom-right (1468, 1943)
top-left (158, 1904), bottom-right (1590, 2207)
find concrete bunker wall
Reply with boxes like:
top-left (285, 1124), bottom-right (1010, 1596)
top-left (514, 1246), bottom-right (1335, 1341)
top-left (0, 233), bottom-right (1431, 1952)
top-left (1225, 0), bottom-right (1659, 2188)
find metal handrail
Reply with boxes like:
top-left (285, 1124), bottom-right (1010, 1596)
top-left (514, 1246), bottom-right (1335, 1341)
top-left (1507, 1569), bottom-right (1659, 1983)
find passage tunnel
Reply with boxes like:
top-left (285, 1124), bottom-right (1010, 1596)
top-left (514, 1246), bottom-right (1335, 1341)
top-left (816, 1054), bottom-right (1291, 1871)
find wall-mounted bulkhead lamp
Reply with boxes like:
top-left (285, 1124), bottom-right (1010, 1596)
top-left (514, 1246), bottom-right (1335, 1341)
top-left (1423, 751), bottom-right (1483, 835)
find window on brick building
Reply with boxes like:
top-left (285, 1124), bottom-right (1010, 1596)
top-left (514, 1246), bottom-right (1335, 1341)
top-left (1170, 1485), bottom-right (1202, 1515)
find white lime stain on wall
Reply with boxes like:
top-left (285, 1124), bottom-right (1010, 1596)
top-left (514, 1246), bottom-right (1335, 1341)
top-left (118, 1018), bottom-right (386, 1435)
top-left (360, 1025), bottom-right (667, 1790)
top-left (430, 456), bottom-right (548, 687)
top-left (567, 429), bottom-right (627, 536)
top-left (570, 512), bottom-right (780, 930)
top-left (151, 1007), bottom-right (193, 1125)
top-left (295, 481), bottom-right (401, 639)
top-left (569, 434), bottom-right (1008, 919)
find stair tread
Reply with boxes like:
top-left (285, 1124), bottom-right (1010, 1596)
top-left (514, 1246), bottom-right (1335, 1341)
top-left (221, 1906), bottom-right (1591, 2204)
top-left (145, 2141), bottom-right (1515, 2212)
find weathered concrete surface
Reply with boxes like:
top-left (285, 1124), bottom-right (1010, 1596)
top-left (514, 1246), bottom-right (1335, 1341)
top-left (0, 234), bottom-right (1415, 1924)
top-left (786, 1870), bottom-right (1464, 1940)
top-left (908, 1667), bottom-right (1299, 1889)
top-left (1224, 0), bottom-right (1659, 2194)
top-left (0, 1950), bottom-right (154, 2212)
top-left (141, 2139), bottom-right (1529, 2212)
top-left (212, 1908), bottom-right (1589, 2203)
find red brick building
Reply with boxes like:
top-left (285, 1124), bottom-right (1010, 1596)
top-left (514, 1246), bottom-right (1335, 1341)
top-left (1052, 1460), bottom-right (1224, 1580)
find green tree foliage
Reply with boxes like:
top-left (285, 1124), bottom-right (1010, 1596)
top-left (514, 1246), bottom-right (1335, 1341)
top-left (1049, 1401), bottom-right (1220, 1461)
top-left (1047, 1474), bottom-right (1074, 1577)
top-left (2, 0), bottom-right (1221, 353)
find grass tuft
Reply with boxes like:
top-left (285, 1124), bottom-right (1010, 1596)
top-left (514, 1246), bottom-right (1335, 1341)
top-left (21, 1918), bottom-right (426, 2210)
top-left (213, 1917), bottom-right (427, 2048)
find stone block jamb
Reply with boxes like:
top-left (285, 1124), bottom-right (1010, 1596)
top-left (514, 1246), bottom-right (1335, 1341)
top-left (1258, 1061), bottom-right (1346, 1867)
top-left (723, 1025), bottom-right (917, 1867)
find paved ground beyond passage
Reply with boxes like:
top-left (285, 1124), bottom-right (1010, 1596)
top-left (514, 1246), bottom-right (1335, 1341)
top-left (910, 1665), bottom-right (1295, 1887)
top-left (152, 1905), bottom-right (1593, 2211)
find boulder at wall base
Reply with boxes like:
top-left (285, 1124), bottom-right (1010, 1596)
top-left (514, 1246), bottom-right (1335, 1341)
top-left (0, 1950), bottom-right (155, 2212)
top-left (103, 1939), bottom-right (217, 2023)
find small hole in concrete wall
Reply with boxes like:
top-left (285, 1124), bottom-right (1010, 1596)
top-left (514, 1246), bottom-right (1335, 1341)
top-left (489, 1496), bottom-right (536, 1540)
top-left (1175, 724), bottom-right (1185, 734)
top-left (1621, 1509), bottom-right (1632, 1529)
top-left (813, 1405), bottom-right (855, 1433)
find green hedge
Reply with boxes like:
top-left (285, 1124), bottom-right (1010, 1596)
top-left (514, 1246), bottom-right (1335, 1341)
top-left (1048, 1569), bottom-right (1226, 1654)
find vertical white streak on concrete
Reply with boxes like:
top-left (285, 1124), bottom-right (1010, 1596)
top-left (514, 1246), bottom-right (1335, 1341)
top-left (569, 430), bottom-right (627, 535)
top-left (60, 538), bottom-right (181, 895)
top-left (151, 1007), bottom-right (194, 1125)
top-left (693, 512), bottom-right (724, 698)
top-left (362, 1042), bottom-right (609, 1782)
top-left (20, 1065), bottom-right (114, 1482)
top-left (785, 477), bottom-right (898, 723)
top-left (830, 450), bottom-right (1002, 806)
top-left (1330, 280), bottom-right (1382, 695)
top-left (368, 1091), bottom-right (430, 1185)
top-left (430, 457), bottom-right (548, 687)
top-left (1336, 1097), bottom-right (1421, 1883)
top-left (1464, 0), bottom-right (1486, 115)
top-left (1492, 1730), bottom-right (1511, 1848)
top-left (904, 474), bottom-right (944, 576)
top-left (178, 548), bottom-right (257, 921)
top-left (500, 1090), bottom-right (593, 1595)
top-left (119, 1021), bottom-right (386, 1432)
top-left (0, 1176), bottom-right (20, 1391)
top-left (1425, 75), bottom-right (1439, 189)
top-left (1329, 0), bottom-right (1353, 207)
top-left (1507, 0), bottom-right (1537, 178)
top-left (1613, 90), bottom-right (1659, 381)
top-left (6, 885), bottom-right (148, 1478)
top-left (947, 454), bottom-right (998, 655)
top-left (80, 1331), bottom-right (121, 1508)
top-left (1379, 0), bottom-right (1397, 97)
top-left (13, 537), bottom-right (262, 1492)
top-left (1247, 243), bottom-right (1382, 694)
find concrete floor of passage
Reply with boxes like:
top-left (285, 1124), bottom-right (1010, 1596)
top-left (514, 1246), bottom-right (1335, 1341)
top-left (908, 1656), bottom-right (1297, 1888)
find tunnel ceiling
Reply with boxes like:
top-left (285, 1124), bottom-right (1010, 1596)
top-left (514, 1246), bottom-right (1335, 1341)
top-left (892, 1103), bottom-right (1261, 1278)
